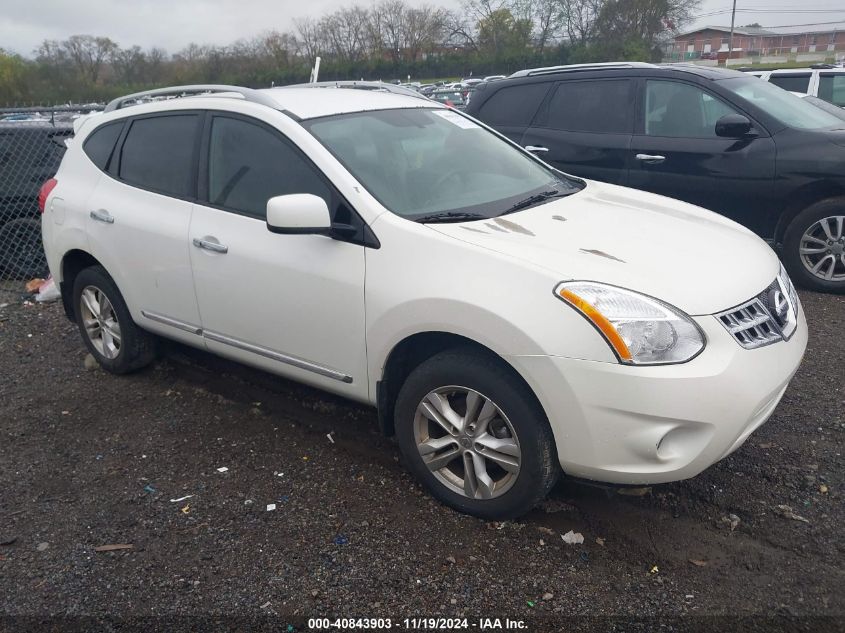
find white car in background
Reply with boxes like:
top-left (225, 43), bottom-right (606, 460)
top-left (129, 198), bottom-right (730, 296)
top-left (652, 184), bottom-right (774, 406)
top-left (748, 66), bottom-right (845, 108)
top-left (40, 84), bottom-right (807, 518)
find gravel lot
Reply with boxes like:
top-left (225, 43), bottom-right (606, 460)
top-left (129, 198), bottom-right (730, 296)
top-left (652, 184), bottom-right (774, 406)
top-left (0, 287), bottom-right (843, 632)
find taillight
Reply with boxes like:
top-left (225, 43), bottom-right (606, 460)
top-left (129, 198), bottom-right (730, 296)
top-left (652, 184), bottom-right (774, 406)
top-left (38, 178), bottom-right (57, 214)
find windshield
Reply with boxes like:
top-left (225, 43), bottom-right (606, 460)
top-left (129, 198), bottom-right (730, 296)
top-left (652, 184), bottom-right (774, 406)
top-left (720, 76), bottom-right (844, 130)
top-left (303, 108), bottom-right (582, 221)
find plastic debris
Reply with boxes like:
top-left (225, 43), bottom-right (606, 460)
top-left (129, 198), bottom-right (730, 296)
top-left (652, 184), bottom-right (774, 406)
top-left (278, 495), bottom-right (290, 503)
top-left (216, 467), bottom-right (229, 473)
top-left (334, 535), bottom-right (349, 545)
top-left (326, 432), bottom-right (335, 444)
top-left (819, 484), bottom-right (829, 494)
top-left (170, 495), bottom-right (194, 503)
top-left (721, 514), bottom-right (741, 531)
top-left (649, 565), bottom-right (659, 574)
top-left (94, 544), bottom-right (133, 552)
top-left (689, 559), bottom-right (708, 567)
top-left (595, 537), bottom-right (606, 546)
top-left (266, 503), bottom-right (277, 512)
top-left (618, 487), bottom-right (651, 497)
top-left (774, 504), bottom-right (810, 523)
top-left (181, 504), bottom-right (191, 514)
top-left (260, 601), bottom-right (271, 609)
top-left (561, 530), bottom-right (584, 545)
top-left (35, 276), bottom-right (60, 303)
top-left (143, 484), bottom-right (156, 494)
top-left (526, 601), bottom-right (535, 608)
top-left (244, 499), bottom-right (253, 506)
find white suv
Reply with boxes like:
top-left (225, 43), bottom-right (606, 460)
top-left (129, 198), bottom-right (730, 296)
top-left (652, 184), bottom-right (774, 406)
top-left (748, 66), bottom-right (845, 108)
top-left (40, 84), bottom-right (807, 518)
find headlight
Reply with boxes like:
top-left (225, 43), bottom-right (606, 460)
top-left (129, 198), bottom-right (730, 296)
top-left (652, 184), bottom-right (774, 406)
top-left (555, 282), bottom-right (705, 365)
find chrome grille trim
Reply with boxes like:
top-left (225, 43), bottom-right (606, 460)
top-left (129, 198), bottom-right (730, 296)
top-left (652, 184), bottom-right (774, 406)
top-left (715, 268), bottom-right (800, 350)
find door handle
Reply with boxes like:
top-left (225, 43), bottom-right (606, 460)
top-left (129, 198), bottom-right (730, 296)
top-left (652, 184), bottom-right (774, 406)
top-left (525, 145), bottom-right (549, 153)
top-left (635, 153), bottom-right (666, 164)
top-left (192, 237), bottom-right (228, 254)
top-left (90, 209), bottom-right (114, 224)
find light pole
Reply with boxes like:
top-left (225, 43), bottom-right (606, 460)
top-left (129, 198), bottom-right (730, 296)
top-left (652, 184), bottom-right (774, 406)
top-left (728, 0), bottom-right (737, 57)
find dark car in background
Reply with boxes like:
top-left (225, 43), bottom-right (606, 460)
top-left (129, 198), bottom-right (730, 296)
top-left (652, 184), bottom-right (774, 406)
top-left (430, 89), bottom-right (466, 109)
top-left (0, 117), bottom-right (73, 278)
top-left (467, 62), bottom-right (845, 293)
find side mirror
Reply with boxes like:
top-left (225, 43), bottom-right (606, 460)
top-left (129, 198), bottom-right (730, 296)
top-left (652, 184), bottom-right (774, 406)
top-left (715, 114), bottom-right (754, 138)
top-left (266, 194), bottom-right (331, 235)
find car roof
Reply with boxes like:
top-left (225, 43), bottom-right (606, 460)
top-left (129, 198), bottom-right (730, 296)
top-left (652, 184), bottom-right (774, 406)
top-left (504, 62), bottom-right (746, 82)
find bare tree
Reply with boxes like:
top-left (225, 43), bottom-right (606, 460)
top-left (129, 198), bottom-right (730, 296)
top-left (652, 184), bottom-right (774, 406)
top-left (560, 0), bottom-right (605, 46)
top-left (111, 45), bottom-right (146, 84)
top-left (64, 35), bottom-right (118, 83)
top-left (293, 16), bottom-right (324, 60)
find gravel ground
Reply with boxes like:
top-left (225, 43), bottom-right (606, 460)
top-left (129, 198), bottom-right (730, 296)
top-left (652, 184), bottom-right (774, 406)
top-left (0, 287), bottom-right (843, 633)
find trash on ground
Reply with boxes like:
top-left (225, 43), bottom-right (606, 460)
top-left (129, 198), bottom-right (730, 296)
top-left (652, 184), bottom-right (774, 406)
top-left (526, 600), bottom-right (535, 608)
top-left (143, 484), bottom-right (156, 494)
top-left (260, 601), bottom-right (271, 609)
top-left (618, 487), bottom-right (651, 497)
top-left (93, 544), bottom-right (134, 552)
top-left (649, 565), bottom-right (659, 574)
top-left (689, 559), bottom-right (708, 567)
top-left (595, 537), bottom-right (605, 546)
top-left (774, 504), bottom-right (810, 523)
top-left (334, 535), bottom-right (349, 545)
top-left (445, 555), bottom-right (456, 564)
top-left (169, 495), bottom-right (193, 503)
top-left (266, 503), bottom-right (277, 512)
top-left (35, 276), bottom-right (60, 303)
top-left (244, 499), bottom-right (253, 506)
top-left (326, 432), bottom-right (335, 444)
top-left (721, 514), bottom-right (741, 531)
top-left (561, 530), bottom-right (584, 545)
top-left (181, 504), bottom-right (191, 514)
top-left (25, 278), bottom-right (45, 294)
top-left (819, 484), bottom-right (829, 494)
top-left (542, 592), bottom-right (554, 601)
top-left (216, 467), bottom-right (229, 473)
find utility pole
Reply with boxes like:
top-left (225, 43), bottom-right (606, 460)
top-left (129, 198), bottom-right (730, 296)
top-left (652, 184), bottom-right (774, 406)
top-left (728, 0), bottom-right (737, 56)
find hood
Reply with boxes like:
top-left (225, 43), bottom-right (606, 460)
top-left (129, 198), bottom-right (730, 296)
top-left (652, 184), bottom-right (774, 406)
top-left (428, 181), bottom-right (779, 315)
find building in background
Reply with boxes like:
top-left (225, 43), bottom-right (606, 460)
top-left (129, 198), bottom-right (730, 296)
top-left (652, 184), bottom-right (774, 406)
top-left (666, 23), bottom-right (845, 62)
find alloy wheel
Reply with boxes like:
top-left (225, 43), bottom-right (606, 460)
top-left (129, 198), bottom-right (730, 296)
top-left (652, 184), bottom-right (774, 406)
top-left (80, 285), bottom-right (122, 359)
top-left (413, 386), bottom-right (521, 500)
top-left (799, 215), bottom-right (845, 282)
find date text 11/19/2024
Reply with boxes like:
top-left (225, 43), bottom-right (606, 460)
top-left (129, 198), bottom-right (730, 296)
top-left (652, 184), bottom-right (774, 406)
top-left (307, 617), bottom-right (528, 630)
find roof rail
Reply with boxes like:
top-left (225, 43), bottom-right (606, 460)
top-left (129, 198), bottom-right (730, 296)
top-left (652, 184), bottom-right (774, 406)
top-left (281, 80), bottom-right (430, 101)
top-left (104, 85), bottom-right (279, 112)
top-left (510, 62), bottom-right (657, 78)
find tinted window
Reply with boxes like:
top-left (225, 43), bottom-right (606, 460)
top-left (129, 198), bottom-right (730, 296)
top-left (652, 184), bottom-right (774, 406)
top-left (545, 80), bottom-right (631, 133)
top-left (83, 122), bottom-right (123, 171)
top-left (645, 80), bottom-right (738, 138)
top-left (208, 116), bottom-right (330, 219)
top-left (768, 73), bottom-right (811, 93)
top-left (119, 115), bottom-right (198, 197)
top-left (478, 83), bottom-right (549, 126)
top-left (818, 74), bottom-right (845, 107)
top-left (721, 76), bottom-right (842, 130)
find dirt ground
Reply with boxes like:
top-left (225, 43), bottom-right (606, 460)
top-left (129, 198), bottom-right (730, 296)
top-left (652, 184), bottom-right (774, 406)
top-left (0, 287), bottom-right (843, 633)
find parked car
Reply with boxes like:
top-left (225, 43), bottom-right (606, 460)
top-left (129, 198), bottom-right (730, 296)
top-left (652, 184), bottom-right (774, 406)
top-left (796, 93), bottom-right (845, 120)
top-left (430, 89), bottom-right (466, 108)
top-left (0, 118), bottom-right (73, 278)
top-left (745, 66), bottom-right (845, 108)
top-left (483, 75), bottom-right (506, 82)
top-left (41, 84), bottom-right (806, 518)
top-left (467, 62), bottom-right (845, 293)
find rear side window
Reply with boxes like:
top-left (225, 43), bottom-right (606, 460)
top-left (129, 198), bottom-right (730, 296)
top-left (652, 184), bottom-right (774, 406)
top-left (768, 73), bottom-right (811, 93)
top-left (207, 116), bottom-right (330, 219)
top-left (119, 114), bottom-right (199, 197)
top-left (82, 122), bottom-right (123, 171)
top-left (545, 80), bottom-right (631, 133)
top-left (478, 83), bottom-right (549, 126)
top-left (818, 74), bottom-right (845, 107)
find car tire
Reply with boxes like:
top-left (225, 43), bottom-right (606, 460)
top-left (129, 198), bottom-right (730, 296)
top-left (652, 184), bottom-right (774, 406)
top-left (783, 198), bottom-right (845, 294)
top-left (72, 265), bottom-right (157, 374)
top-left (394, 348), bottom-right (558, 519)
top-left (0, 218), bottom-right (49, 279)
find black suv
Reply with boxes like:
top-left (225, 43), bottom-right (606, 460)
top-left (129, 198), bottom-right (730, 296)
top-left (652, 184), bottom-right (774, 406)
top-left (467, 62), bottom-right (845, 293)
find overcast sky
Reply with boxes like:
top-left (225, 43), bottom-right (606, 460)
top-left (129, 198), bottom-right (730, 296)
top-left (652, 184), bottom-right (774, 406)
top-left (1, 0), bottom-right (843, 57)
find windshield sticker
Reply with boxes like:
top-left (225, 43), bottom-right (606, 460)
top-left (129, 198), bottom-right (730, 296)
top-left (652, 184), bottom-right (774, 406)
top-left (433, 109), bottom-right (481, 130)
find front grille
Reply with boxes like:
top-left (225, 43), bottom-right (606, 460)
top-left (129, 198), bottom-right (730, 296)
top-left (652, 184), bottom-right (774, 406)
top-left (716, 271), bottom-right (799, 349)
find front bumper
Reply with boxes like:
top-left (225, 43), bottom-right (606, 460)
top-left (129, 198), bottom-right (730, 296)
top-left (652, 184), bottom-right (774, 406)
top-left (508, 303), bottom-right (808, 485)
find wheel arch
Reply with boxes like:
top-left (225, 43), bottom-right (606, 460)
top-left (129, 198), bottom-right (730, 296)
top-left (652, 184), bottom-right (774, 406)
top-left (774, 181), bottom-right (845, 245)
top-left (59, 249), bottom-right (104, 321)
top-left (376, 330), bottom-right (544, 437)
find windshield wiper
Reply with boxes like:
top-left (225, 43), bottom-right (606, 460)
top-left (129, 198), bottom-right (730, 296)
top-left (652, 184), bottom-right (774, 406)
top-left (414, 211), bottom-right (488, 223)
top-left (500, 189), bottom-right (570, 216)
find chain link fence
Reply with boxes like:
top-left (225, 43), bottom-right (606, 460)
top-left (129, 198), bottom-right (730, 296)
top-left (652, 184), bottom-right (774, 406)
top-left (0, 105), bottom-right (103, 294)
